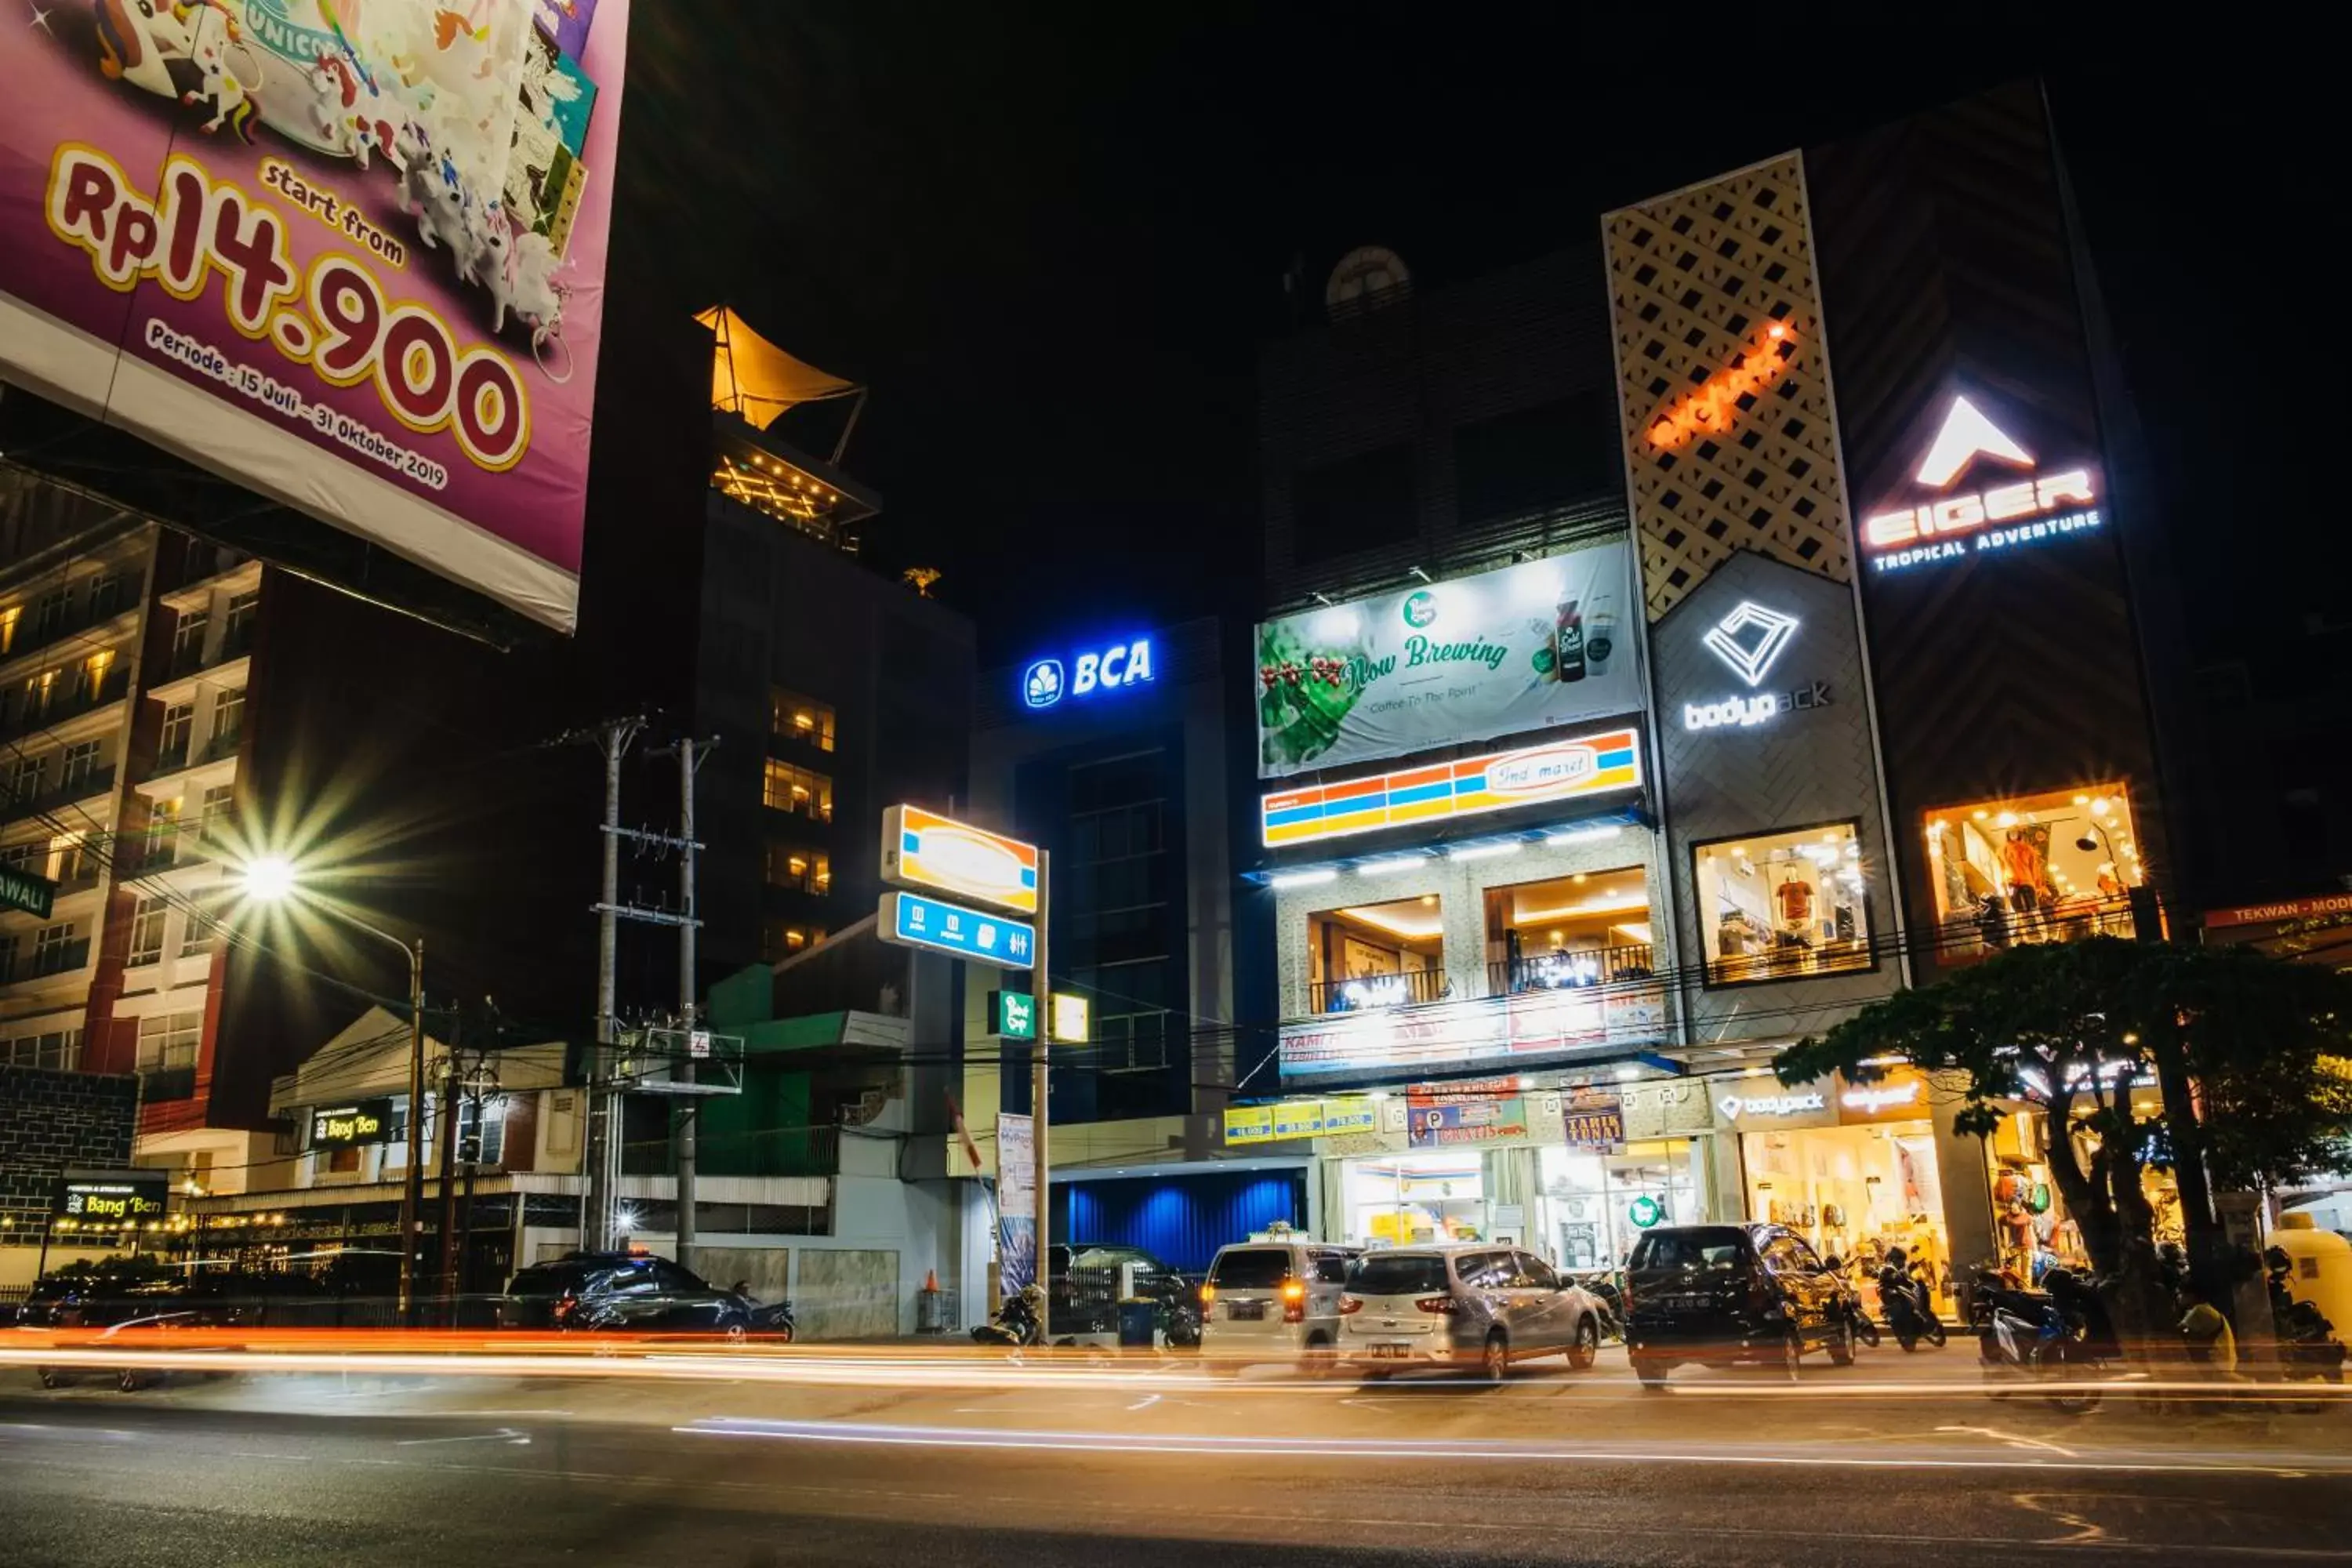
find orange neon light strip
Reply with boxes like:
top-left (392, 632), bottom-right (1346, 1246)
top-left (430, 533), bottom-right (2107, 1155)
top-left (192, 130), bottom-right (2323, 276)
top-left (1643, 321), bottom-right (1795, 451)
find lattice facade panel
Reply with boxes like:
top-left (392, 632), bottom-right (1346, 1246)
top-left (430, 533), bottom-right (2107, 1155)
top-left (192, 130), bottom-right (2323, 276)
top-left (1603, 155), bottom-right (1854, 622)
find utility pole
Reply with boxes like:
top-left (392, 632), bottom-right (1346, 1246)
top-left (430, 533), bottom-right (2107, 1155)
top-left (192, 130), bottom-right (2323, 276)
top-left (650, 737), bottom-right (714, 1254)
top-left (589, 730), bottom-right (708, 1258)
top-left (584, 716), bottom-right (642, 1252)
top-left (1031, 848), bottom-right (1051, 1298)
top-left (397, 938), bottom-right (425, 1323)
top-left (435, 1005), bottom-right (463, 1325)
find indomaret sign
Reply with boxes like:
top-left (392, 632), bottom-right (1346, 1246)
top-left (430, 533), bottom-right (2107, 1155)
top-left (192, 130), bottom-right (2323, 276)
top-left (1861, 396), bottom-right (2102, 574)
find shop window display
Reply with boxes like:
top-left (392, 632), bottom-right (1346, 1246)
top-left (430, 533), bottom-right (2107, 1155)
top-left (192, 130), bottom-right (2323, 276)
top-left (1306, 895), bottom-right (1446, 1014)
top-left (1984, 1104), bottom-right (2176, 1285)
top-left (1537, 1142), bottom-right (1697, 1272)
top-left (1743, 1121), bottom-right (1955, 1307)
top-left (1481, 867), bottom-right (1656, 998)
top-left (1693, 822), bottom-right (1871, 986)
top-left (1925, 785), bottom-right (2146, 960)
top-left (1344, 1151), bottom-right (1485, 1247)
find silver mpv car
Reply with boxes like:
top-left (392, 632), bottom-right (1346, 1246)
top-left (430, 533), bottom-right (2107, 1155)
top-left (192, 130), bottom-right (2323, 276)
top-left (1342, 1243), bottom-right (1608, 1381)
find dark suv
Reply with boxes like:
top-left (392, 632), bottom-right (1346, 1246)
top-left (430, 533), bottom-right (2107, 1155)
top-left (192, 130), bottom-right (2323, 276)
top-left (499, 1252), bottom-right (782, 1339)
top-left (1624, 1223), bottom-right (1854, 1388)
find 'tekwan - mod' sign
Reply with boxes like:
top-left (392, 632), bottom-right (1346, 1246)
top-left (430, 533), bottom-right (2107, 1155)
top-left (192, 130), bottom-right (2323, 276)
top-left (880, 804), bottom-right (1040, 917)
top-left (1022, 637), bottom-right (1156, 710)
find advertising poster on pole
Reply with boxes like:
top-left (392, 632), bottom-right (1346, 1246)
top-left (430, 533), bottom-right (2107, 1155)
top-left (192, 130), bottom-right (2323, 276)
top-left (1254, 543), bottom-right (1641, 779)
top-left (996, 1111), bottom-right (1036, 1293)
top-left (0, 0), bottom-right (632, 633)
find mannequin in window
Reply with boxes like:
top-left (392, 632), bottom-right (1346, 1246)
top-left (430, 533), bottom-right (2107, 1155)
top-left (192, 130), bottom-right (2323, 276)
top-left (1773, 868), bottom-right (1816, 966)
top-left (2001, 829), bottom-right (2045, 915)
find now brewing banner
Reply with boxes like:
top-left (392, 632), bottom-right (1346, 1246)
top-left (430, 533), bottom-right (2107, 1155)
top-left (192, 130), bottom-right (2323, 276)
top-left (1254, 543), bottom-right (1642, 779)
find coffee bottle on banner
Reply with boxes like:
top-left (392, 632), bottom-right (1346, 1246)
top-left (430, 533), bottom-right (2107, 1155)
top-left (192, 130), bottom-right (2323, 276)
top-left (1554, 598), bottom-right (1586, 683)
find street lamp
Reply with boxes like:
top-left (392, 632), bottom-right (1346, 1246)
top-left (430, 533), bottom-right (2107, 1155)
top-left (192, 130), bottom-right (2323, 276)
top-left (241, 855), bottom-right (427, 1324)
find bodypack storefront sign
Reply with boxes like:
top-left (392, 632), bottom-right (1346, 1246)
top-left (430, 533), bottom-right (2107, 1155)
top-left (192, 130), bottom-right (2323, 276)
top-left (1254, 544), bottom-right (1641, 779)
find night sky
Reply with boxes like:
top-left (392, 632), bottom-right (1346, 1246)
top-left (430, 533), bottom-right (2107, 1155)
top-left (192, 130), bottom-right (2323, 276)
top-left (608, 5), bottom-right (2326, 667)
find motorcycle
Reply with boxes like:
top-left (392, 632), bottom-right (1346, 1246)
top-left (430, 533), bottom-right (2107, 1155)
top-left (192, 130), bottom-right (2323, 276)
top-left (1878, 1262), bottom-right (1947, 1352)
top-left (972, 1282), bottom-right (1048, 1350)
top-left (1980, 1267), bottom-right (2114, 1416)
top-left (2267, 1248), bottom-right (2347, 1389)
top-left (1820, 1256), bottom-right (1879, 1349)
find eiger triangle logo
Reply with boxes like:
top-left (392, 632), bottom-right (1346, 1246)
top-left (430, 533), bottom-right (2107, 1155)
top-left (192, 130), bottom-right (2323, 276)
top-left (1914, 395), bottom-right (2034, 488)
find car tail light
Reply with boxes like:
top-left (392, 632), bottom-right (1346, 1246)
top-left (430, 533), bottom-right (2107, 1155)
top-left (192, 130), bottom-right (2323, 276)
top-left (1199, 1283), bottom-right (1217, 1308)
top-left (552, 1294), bottom-right (576, 1323)
top-left (1339, 1294), bottom-right (1364, 1315)
top-left (1414, 1295), bottom-right (1457, 1315)
top-left (1280, 1279), bottom-right (1307, 1323)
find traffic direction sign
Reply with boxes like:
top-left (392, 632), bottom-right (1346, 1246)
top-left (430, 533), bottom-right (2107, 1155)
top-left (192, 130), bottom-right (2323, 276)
top-left (880, 890), bottom-right (1036, 969)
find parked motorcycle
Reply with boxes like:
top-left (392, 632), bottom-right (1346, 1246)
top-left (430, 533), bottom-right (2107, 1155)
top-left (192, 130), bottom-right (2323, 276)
top-left (1820, 1255), bottom-right (1879, 1349)
top-left (1980, 1266), bottom-right (2113, 1415)
top-left (972, 1282), bottom-right (1048, 1349)
top-left (1878, 1257), bottom-right (1947, 1352)
top-left (2267, 1247), bottom-right (2347, 1388)
top-left (741, 1289), bottom-right (797, 1343)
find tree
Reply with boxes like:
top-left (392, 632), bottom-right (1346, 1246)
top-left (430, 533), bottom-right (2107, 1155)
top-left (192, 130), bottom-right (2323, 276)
top-left (1774, 938), bottom-right (2352, 1353)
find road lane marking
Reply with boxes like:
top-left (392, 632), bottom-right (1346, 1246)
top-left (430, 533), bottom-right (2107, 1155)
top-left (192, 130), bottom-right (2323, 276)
top-left (1939, 1425), bottom-right (2082, 1458)
top-left (393, 1428), bottom-right (532, 1446)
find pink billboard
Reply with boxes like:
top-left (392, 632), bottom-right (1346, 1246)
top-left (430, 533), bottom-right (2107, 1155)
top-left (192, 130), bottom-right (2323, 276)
top-left (0, 0), bottom-right (630, 632)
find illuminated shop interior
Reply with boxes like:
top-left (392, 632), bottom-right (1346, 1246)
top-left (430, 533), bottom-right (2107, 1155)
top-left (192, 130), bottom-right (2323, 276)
top-left (1693, 822), bottom-right (1871, 985)
top-left (1924, 782), bottom-right (2144, 959)
top-left (1482, 866), bottom-right (1655, 994)
top-left (1308, 895), bottom-right (1445, 1013)
top-left (1742, 1120), bottom-right (1952, 1305)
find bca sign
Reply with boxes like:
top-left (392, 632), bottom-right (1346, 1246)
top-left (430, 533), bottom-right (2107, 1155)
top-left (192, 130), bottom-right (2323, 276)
top-left (1022, 637), bottom-right (1155, 710)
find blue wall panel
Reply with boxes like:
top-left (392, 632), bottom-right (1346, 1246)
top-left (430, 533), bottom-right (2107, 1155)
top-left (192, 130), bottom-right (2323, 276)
top-left (1059, 1170), bottom-right (1306, 1273)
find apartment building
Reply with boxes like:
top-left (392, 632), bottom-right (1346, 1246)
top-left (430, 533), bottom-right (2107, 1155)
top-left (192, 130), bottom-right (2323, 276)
top-left (1, 495), bottom-right (270, 1195)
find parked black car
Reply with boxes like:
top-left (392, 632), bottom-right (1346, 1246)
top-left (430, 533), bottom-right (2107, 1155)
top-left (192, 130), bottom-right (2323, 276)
top-left (498, 1252), bottom-right (792, 1340)
top-left (1624, 1222), bottom-right (1854, 1388)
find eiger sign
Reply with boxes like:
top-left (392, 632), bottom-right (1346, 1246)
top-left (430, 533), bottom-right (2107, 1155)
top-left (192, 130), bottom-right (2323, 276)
top-left (1862, 397), bottom-right (2102, 574)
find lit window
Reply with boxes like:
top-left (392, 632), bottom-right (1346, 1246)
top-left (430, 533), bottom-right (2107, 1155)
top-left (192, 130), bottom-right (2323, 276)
top-left (129, 895), bottom-right (169, 967)
top-left (765, 844), bottom-right (831, 895)
top-left (770, 688), bottom-right (836, 751)
top-left (1693, 822), bottom-right (1873, 986)
top-left (1481, 867), bottom-right (1655, 996)
top-left (1305, 895), bottom-right (1446, 1014)
top-left (1923, 784), bottom-right (2146, 960)
top-left (763, 760), bottom-right (833, 820)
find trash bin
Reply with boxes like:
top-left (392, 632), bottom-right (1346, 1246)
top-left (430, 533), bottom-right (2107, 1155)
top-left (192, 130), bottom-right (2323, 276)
top-left (1117, 1297), bottom-right (1157, 1348)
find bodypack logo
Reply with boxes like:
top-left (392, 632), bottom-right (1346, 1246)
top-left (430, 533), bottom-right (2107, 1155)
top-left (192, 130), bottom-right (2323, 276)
top-left (1700, 601), bottom-right (1798, 688)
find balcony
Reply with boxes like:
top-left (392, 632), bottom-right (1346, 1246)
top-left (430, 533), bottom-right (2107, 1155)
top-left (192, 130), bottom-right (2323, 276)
top-left (162, 622), bottom-right (255, 681)
top-left (1488, 943), bottom-right (1658, 996)
top-left (2, 764), bottom-right (117, 824)
top-left (28, 937), bottom-right (92, 979)
top-left (140, 1065), bottom-right (198, 1104)
top-left (1279, 957), bottom-right (1671, 1083)
top-left (1, 669), bottom-right (129, 741)
top-left (0, 577), bottom-right (141, 667)
top-left (1929, 893), bottom-right (2152, 968)
top-left (118, 822), bottom-right (224, 878)
top-left (1308, 967), bottom-right (1450, 1014)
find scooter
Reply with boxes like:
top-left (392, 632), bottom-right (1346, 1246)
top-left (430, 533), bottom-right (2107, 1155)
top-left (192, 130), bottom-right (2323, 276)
top-left (1980, 1267), bottom-right (2111, 1415)
top-left (1820, 1256), bottom-right (1879, 1349)
top-left (2267, 1248), bottom-right (2347, 1388)
top-left (1879, 1263), bottom-right (1948, 1352)
top-left (972, 1282), bottom-right (1048, 1350)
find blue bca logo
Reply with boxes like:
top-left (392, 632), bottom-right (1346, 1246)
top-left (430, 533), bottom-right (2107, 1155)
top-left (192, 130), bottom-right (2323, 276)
top-left (1022, 659), bottom-right (1065, 709)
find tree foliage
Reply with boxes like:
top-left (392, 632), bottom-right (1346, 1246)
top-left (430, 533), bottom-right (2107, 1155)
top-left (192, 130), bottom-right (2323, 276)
top-left (1774, 938), bottom-right (2352, 1342)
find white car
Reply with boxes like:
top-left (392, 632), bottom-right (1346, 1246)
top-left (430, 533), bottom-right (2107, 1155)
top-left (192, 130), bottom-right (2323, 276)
top-left (1197, 1240), bottom-right (1360, 1374)
top-left (1342, 1243), bottom-right (1610, 1381)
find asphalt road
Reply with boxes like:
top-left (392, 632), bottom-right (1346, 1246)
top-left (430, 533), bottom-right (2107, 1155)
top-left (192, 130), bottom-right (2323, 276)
top-left (3, 1345), bottom-right (2348, 1566)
